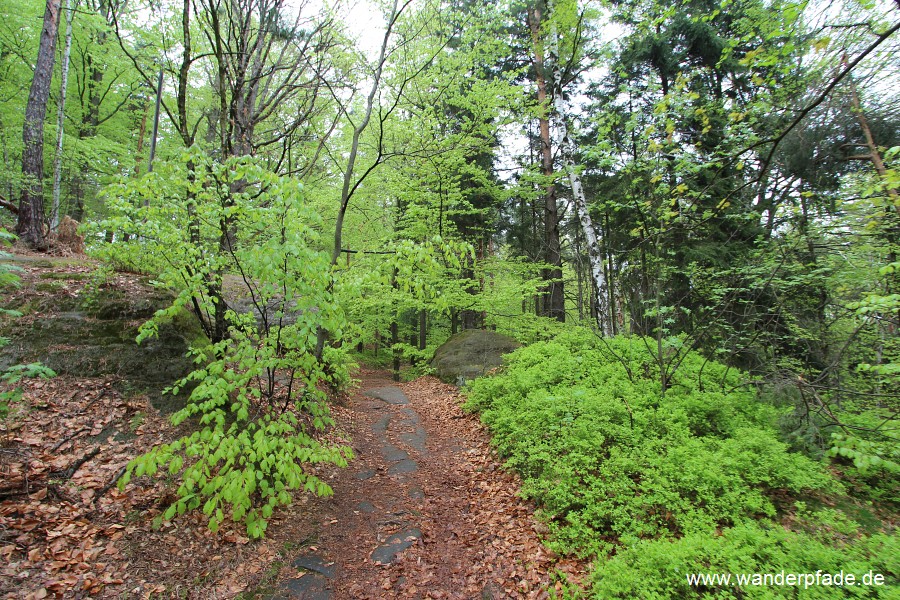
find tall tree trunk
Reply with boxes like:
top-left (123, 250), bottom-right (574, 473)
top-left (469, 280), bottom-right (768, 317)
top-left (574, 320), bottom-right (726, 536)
top-left (316, 0), bottom-right (403, 360)
top-left (18, 0), bottom-right (62, 250)
top-left (133, 102), bottom-right (149, 177)
top-left (552, 105), bottom-right (611, 336)
top-left (391, 269), bottom-right (400, 382)
top-left (546, 11), bottom-right (607, 333)
top-left (528, 2), bottom-right (564, 322)
top-left (843, 61), bottom-right (899, 206)
top-left (51, 0), bottom-right (75, 231)
top-left (418, 309), bottom-right (426, 351)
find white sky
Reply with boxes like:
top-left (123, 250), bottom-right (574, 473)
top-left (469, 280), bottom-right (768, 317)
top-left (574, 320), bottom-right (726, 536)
top-left (300, 0), bottom-right (387, 56)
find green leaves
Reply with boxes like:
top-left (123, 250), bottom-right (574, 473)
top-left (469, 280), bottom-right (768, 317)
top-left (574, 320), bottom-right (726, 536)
top-left (0, 363), bottom-right (56, 385)
top-left (592, 523), bottom-right (897, 599)
top-left (466, 329), bottom-right (832, 557)
top-left (828, 432), bottom-right (900, 476)
top-left (1, 361), bottom-right (56, 423)
top-left (111, 151), bottom-right (354, 538)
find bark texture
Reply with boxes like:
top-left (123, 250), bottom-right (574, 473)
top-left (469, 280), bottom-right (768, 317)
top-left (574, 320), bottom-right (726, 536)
top-left (528, 1), bottom-right (565, 322)
top-left (18, 0), bottom-right (62, 250)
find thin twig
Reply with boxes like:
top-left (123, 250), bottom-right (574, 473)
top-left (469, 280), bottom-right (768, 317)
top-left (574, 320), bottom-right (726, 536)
top-left (93, 466), bottom-right (127, 504)
top-left (49, 446), bottom-right (101, 480)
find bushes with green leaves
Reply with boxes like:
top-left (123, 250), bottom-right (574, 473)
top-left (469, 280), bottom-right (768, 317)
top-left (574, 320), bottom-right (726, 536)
top-left (466, 329), bottom-right (834, 557)
top-left (465, 329), bottom-right (896, 596)
top-left (827, 415), bottom-right (900, 506)
top-left (102, 150), bottom-right (353, 538)
top-left (592, 522), bottom-right (897, 599)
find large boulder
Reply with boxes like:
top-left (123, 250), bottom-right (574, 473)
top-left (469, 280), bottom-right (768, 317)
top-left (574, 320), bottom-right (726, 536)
top-left (431, 329), bottom-right (519, 385)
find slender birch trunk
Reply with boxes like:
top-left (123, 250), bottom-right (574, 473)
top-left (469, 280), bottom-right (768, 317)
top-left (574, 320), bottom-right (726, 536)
top-left (51, 0), bottom-right (75, 230)
top-left (553, 102), bottom-right (612, 336)
top-left (547, 11), bottom-right (612, 335)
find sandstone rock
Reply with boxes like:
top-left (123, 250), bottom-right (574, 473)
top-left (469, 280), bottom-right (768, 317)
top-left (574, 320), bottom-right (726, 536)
top-left (430, 329), bottom-right (519, 385)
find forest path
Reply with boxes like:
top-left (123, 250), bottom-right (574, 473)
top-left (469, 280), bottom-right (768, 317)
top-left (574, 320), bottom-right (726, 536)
top-left (266, 368), bottom-right (569, 600)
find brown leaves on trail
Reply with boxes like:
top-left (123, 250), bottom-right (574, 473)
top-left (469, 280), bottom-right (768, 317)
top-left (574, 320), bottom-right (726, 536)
top-left (388, 376), bottom-right (589, 599)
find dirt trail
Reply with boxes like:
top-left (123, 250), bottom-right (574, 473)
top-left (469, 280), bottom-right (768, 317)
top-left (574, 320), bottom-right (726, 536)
top-left (267, 368), bottom-right (578, 600)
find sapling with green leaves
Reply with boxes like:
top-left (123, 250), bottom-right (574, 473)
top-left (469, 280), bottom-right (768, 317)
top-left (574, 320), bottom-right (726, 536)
top-left (100, 151), bottom-right (353, 538)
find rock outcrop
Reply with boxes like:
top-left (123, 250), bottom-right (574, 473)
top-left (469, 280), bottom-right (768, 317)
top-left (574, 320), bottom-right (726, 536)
top-left (430, 329), bottom-right (519, 385)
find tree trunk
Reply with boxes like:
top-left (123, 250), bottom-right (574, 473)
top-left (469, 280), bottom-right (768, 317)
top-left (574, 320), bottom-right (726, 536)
top-left (418, 309), bottom-right (426, 351)
top-left (316, 0), bottom-right (403, 361)
top-left (843, 63), bottom-right (900, 336)
top-left (555, 108), bottom-right (612, 336)
top-left (51, 0), bottom-right (75, 231)
top-left (18, 0), bottom-right (62, 250)
top-left (391, 271), bottom-right (400, 382)
top-left (528, 2), bottom-right (564, 322)
top-left (843, 63), bottom-right (899, 206)
top-left (133, 102), bottom-right (149, 177)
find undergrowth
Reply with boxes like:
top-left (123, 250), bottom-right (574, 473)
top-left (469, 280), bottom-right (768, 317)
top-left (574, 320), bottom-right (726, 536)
top-left (465, 328), bottom-right (897, 598)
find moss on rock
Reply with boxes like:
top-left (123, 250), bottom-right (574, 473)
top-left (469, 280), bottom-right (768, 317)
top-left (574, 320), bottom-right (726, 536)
top-left (430, 329), bottom-right (519, 385)
top-left (0, 266), bottom-right (204, 412)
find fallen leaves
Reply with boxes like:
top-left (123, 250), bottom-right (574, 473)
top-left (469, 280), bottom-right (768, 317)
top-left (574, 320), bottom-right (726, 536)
top-left (0, 373), bottom-right (157, 598)
top-left (0, 264), bottom-right (287, 599)
top-left (290, 371), bottom-right (589, 599)
top-left (373, 377), bottom-right (555, 597)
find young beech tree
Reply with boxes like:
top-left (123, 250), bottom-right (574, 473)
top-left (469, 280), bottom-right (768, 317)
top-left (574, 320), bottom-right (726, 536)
top-left (102, 151), bottom-right (353, 538)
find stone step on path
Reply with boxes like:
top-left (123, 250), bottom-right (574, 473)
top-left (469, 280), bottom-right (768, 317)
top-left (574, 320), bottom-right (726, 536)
top-left (272, 385), bottom-right (426, 599)
top-left (277, 556), bottom-right (335, 600)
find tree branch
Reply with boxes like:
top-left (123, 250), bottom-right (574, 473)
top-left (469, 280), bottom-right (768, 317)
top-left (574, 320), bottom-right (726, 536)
top-left (0, 193), bottom-right (19, 215)
top-left (756, 20), bottom-right (900, 171)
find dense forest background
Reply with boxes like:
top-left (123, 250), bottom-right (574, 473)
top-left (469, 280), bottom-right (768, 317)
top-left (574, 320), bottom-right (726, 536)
top-left (1, 0), bottom-right (899, 596)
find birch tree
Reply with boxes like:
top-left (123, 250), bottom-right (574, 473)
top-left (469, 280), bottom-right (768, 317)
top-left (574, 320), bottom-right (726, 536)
top-left (50, 0), bottom-right (76, 230)
top-left (545, 0), bottom-right (612, 335)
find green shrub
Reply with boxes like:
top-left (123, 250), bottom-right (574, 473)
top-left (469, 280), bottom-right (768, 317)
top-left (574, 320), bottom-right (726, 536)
top-left (591, 523), bottom-right (897, 599)
top-left (466, 330), bottom-right (834, 557)
top-left (826, 410), bottom-right (900, 506)
top-left (112, 152), bottom-right (353, 538)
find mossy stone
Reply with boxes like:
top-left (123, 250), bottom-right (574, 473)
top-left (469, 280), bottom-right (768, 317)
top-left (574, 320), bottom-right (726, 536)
top-left (0, 279), bottom-right (205, 413)
top-left (34, 281), bottom-right (65, 292)
top-left (430, 329), bottom-right (519, 385)
top-left (39, 271), bottom-right (91, 281)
